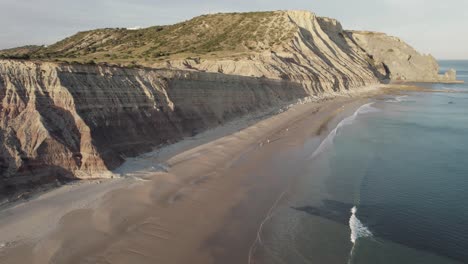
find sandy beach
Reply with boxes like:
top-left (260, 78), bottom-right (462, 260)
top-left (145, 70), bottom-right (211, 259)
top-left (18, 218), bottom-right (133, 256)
top-left (0, 86), bottom-right (382, 264)
top-left (0, 3), bottom-right (465, 263)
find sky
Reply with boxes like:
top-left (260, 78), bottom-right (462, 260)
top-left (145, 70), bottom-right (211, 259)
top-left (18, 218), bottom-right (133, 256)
top-left (1, 0), bottom-right (466, 59)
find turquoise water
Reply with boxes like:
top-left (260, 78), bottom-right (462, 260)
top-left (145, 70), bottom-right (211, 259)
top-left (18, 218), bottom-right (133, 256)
top-left (257, 61), bottom-right (468, 264)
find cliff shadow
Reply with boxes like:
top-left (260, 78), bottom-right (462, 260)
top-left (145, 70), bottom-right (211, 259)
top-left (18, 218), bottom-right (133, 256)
top-left (0, 164), bottom-right (75, 203)
top-left (79, 69), bottom-right (309, 171)
top-left (296, 26), bottom-right (351, 92)
top-left (34, 82), bottom-right (82, 168)
top-left (341, 31), bottom-right (389, 80)
top-left (312, 19), bottom-right (387, 81)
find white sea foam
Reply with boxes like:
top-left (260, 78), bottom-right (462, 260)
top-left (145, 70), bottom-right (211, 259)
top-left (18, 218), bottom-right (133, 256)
top-left (349, 206), bottom-right (373, 244)
top-left (386, 95), bottom-right (408, 103)
top-left (310, 103), bottom-right (378, 159)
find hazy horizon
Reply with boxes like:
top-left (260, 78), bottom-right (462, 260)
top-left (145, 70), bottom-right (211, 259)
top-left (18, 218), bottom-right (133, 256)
top-left (1, 0), bottom-right (467, 59)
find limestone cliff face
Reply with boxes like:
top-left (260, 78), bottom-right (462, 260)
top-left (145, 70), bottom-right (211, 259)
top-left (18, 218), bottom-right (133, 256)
top-left (0, 10), bottom-right (458, 196)
top-left (347, 31), bottom-right (456, 82)
top-left (0, 60), bottom-right (310, 196)
top-left (161, 11), bottom-right (458, 84)
top-left (160, 11), bottom-right (381, 94)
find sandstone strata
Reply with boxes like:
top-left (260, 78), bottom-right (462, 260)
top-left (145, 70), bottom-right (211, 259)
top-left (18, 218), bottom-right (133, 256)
top-left (155, 11), bottom-right (458, 84)
top-left (0, 60), bottom-right (315, 197)
top-left (158, 11), bottom-right (383, 94)
top-left (0, 10), bottom-right (459, 196)
top-left (348, 31), bottom-right (457, 82)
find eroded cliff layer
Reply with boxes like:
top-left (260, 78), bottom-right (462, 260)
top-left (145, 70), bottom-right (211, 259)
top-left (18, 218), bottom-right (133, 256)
top-left (160, 11), bottom-right (382, 94)
top-left (0, 60), bottom-right (314, 196)
top-left (0, 10), bottom-right (459, 196)
top-left (1, 11), bottom-right (457, 84)
top-left (348, 31), bottom-right (456, 82)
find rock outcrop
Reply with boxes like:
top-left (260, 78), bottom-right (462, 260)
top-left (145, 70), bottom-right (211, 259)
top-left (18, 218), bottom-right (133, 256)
top-left (155, 11), bottom-right (458, 84)
top-left (161, 11), bottom-right (381, 94)
top-left (0, 60), bottom-right (312, 197)
top-left (0, 10), bottom-right (459, 197)
top-left (347, 31), bottom-right (457, 82)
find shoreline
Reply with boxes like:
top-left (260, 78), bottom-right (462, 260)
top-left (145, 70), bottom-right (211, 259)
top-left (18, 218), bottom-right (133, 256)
top-left (0, 86), bottom-right (384, 263)
top-left (0, 84), bottom-right (381, 209)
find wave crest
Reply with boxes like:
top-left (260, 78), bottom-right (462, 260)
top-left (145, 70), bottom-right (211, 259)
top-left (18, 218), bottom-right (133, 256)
top-left (310, 103), bottom-right (378, 159)
top-left (349, 206), bottom-right (373, 244)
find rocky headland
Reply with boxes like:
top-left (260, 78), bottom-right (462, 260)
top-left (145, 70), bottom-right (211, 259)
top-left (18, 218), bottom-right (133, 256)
top-left (0, 10), bottom-right (460, 200)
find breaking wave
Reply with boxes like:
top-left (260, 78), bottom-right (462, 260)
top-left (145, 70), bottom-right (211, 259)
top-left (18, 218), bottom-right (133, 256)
top-left (347, 206), bottom-right (373, 264)
top-left (349, 206), bottom-right (373, 244)
top-left (310, 103), bottom-right (379, 159)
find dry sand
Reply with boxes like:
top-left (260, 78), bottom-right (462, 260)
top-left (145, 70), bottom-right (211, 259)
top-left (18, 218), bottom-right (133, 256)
top-left (0, 86), bottom-right (383, 264)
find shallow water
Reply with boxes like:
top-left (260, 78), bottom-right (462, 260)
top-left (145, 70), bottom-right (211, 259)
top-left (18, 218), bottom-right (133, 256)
top-left (256, 60), bottom-right (468, 264)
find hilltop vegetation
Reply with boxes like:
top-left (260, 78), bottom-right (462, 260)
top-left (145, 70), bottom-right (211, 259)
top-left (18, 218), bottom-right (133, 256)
top-left (0, 12), bottom-right (296, 66)
top-left (0, 45), bottom-right (43, 59)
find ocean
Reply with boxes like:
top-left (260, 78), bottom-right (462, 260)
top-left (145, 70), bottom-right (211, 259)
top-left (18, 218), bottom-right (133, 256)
top-left (256, 60), bottom-right (468, 264)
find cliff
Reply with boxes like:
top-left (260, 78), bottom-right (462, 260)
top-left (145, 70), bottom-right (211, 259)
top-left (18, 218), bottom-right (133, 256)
top-left (0, 59), bottom-right (312, 197)
top-left (156, 11), bottom-right (382, 94)
top-left (347, 31), bottom-right (457, 82)
top-left (0, 10), bottom-right (458, 197)
top-left (1, 10), bottom-right (458, 83)
top-left (1, 11), bottom-right (383, 94)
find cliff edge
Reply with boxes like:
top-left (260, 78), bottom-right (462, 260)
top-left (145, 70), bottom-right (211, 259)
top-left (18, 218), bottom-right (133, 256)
top-left (0, 60), bottom-right (311, 198)
top-left (0, 10), bottom-right (459, 198)
top-left (347, 31), bottom-right (457, 82)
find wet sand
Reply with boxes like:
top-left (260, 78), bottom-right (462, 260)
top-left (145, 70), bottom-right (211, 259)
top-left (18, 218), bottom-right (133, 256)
top-left (0, 87), bottom-right (381, 264)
